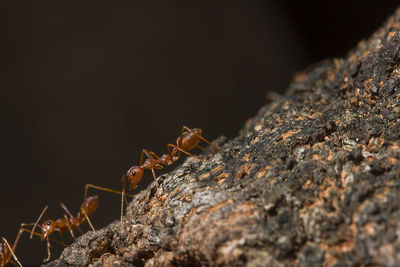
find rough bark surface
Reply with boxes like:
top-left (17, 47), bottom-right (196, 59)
top-left (46, 8), bottom-right (400, 267)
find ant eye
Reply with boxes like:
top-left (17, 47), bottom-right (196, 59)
top-left (131, 171), bottom-right (136, 176)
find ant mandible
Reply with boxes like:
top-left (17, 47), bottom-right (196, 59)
top-left (21, 195), bottom-right (98, 263)
top-left (120, 126), bottom-right (220, 220)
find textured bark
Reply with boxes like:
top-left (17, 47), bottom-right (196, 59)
top-left (46, 8), bottom-right (400, 267)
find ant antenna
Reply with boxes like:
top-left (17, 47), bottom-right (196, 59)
top-left (30, 205), bottom-right (48, 239)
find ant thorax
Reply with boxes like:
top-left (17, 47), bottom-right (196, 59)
top-left (159, 153), bottom-right (174, 165)
top-left (142, 158), bottom-right (157, 169)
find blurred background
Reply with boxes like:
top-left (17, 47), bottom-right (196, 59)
top-left (0, 0), bottom-right (398, 265)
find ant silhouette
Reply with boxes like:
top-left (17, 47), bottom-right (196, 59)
top-left (21, 195), bottom-right (98, 263)
top-left (120, 126), bottom-right (220, 220)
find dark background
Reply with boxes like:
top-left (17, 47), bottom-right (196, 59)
top-left (1, 1), bottom-right (398, 265)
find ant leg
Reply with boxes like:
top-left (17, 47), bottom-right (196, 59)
top-left (84, 183), bottom-right (133, 223)
top-left (2, 238), bottom-right (22, 267)
top-left (150, 168), bottom-right (159, 187)
top-left (80, 207), bottom-right (95, 231)
top-left (121, 175), bottom-right (127, 222)
top-left (84, 184), bottom-right (134, 201)
top-left (139, 148), bottom-right (151, 165)
top-left (14, 226), bottom-right (36, 252)
top-left (167, 144), bottom-right (202, 161)
top-left (141, 149), bottom-right (164, 166)
top-left (141, 149), bottom-right (161, 186)
top-left (63, 215), bottom-right (76, 239)
top-left (140, 149), bottom-right (160, 163)
top-left (150, 152), bottom-right (160, 159)
top-left (30, 205), bottom-right (48, 239)
top-left (120, 175), bottom-right (132, 222)
top-left (60, 203), bottom-right (74, 219)
top-left (182, 126), bottom-right (221, 150)
top-left (147, 150), bottom-right (161, 160)
top-left (12, 227), bottom-right (28, 252)
top-left (17, 227), bottom-right (65, 247)
top-left (43, 239), bottom-right (51, 263)
top-left (142, 149), bottom-right (162, 163)
top-left (60, 203), bottom-right (83, 235)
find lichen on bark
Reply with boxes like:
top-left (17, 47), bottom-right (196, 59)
top-left (46, 8), bottom-right (400, 267)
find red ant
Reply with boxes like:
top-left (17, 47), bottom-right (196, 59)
top-left (121, 126), bottom-right (220, 220)
top-left (1, 226), bottom-right (65, 267)
top-left (1, 236), bottom-right (22, 267)
top-left (22, 183), bottom-right (132, 263)
top-left (21, 195), bottom-right (99, 263)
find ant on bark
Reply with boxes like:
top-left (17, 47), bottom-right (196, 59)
top-left (120, 126), bottom-right (220, 220)
top-left (21, 195), bottom-right (98, 263)
top-left (18, 184), bottom-right (130, 263)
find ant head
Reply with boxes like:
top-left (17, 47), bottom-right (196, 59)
top-left (40, 220), bottom-right (56, 240)
top-left (126, 166), bottom-right (144, 190)
top-left (81, 195), bottom-right (99, 216)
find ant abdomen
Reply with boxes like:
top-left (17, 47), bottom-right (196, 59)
top-left (178, 128), bottom-right (202, 151)
top-left (81, 195), bottom-right (99, 216)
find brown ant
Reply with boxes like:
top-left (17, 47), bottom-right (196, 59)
top-left (22, 195), bottom-right (99, 263)
top-left (121, 126), bottom-right (220, 220)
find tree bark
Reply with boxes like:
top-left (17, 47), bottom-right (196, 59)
top-left (46, 7), bottom-right (400, 267)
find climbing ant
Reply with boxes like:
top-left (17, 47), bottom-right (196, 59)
top-left (24, 182), bottom-right (134, 263)
top-left (120, 126), bottom-right (220, 220)
top-left (21, 195), bottom-right (99, 263)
